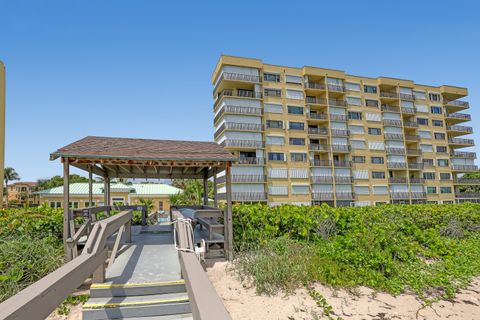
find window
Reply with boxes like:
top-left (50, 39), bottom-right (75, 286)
top-left (285, 74), bottom-right (302, 84)
top-left (413, 90), bottom-right (427, 100)
top-left (266, 136), bottom-right (285, 145)
top-left (440, 187), bottom-right (452, 194)
top-left (423, 172), bottom-right (435, 180)
top-left (159, 201), bottom-right (164, 211)
top-left (368, 127), bottom-right (381, 135)
top-left (289, 122), bottom-right (304, 130)
top-left (346, 96), bottom-right (361, 106)
top-left (436, 146), bottom-right (447, 152)
top-left (286, 89), bottom-right (303, 100)
top-left (112, 197), bottom-right (124, 205)
top-left (430, 106), bottom-right (442, 114)
top-left (352, 156), bottom-right (366, 163)
top-left (50, 201), bottom-right (61, 208)
top-left (423, 159), bottom-right (434, 167)
top-left (264, 73), bottom-right (280, 82)
top-left (290, 153), bottom-right (307, 162)
top-left (429, 93), bottom-right (441, 101)
top-left (85, 201), bottom-right (96, 207)
top-left (364, 85), bottom-right (377, 94)
top-left (427, 187), bottom-right (437, 194)
top-left (264, 103), bottom-right (283, 113)
top-left (268, 152), bottom-right (285, 161)
top-left (69, 202), bottom-right (79, 209)
top-left (266, 120), bottom-right (283, 129)
top-left (432, 120), bottom-right (443, 127)
top-left (365, 99), bottom-right (379, 108)
top-left (264, 88), bottom-right (282, 97)
top-left (440, 173), bottom-right (451, 180)
top-left (434, 133), bottom-right (446, 140)
top-left (289, 137), bottom-right (305, 145)
top-left (345, 82), bottom-right (360, 91)
top-left (372, 171), bottom-right (385, 179)
top-left (417, 118), bottom-right (429, 126)
top-left (288, 106), bottom-right (304, 115)
top-left (348, 111), bottom-right (362, 120)
top-left (443, 200), bottom-right (454, 204)
top-left (437, 159), bottom-right (449, 167)
top-left (371, 157), bottom-right (384, 164)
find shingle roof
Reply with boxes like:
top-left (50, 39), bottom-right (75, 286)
top-left (50, 136), bottom-right (236, 161)
top-left (34, 182), bottom-right (183, 196)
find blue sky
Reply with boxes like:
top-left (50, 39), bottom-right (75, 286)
top-left (1, 0), bottom-right (479, 181)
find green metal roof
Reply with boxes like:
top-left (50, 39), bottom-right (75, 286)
top-left (34, 183), bottom-right (183, 196)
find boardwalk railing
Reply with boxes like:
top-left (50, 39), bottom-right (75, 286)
top-left (0, 209), bottom-right (133, 320)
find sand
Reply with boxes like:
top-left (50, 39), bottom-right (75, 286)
top-left (207, 261), bottom-right (480, 320)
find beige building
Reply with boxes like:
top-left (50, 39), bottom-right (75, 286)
top-left (212, 55), bottom-right (478, 206)
top-left (0, 61), bottom-right (5, 207)
top-left (6, 182), bottom-right (38, 205)
top-left (35, 182), bottom-right (182, 212)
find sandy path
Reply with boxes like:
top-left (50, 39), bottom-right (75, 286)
top-left (207, 261), bottom-right (480, 320)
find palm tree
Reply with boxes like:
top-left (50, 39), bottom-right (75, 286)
top-left (4, 167), bottom-right (20, 206)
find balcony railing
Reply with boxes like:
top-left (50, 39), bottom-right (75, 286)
top-left (445, 100), bottom-right (469, 108)
top-left (451, 151), bottom-right (477, 159)
top-left (231, 192), bottom-right (267, 201)
top-left (214, 105), bottom-right (263, 123)
top-left (408, 163), bottom-right (424, 170)
top-left (329, 99), bottom-right (347, 107)
top-left (384, 133), bottom-right (404, 140)
top-left (309, 144), bottom-right (329, 151)
top-left (218, 89), bottom-right (262, 100)
top-left (311, 160), bottom-right (332, 167)
top-left (306, 96), bottom-right (328, 105)
top-left (331, 144), bottom-right (350, 152)
top-left (403, 121), bottom-right (418, 128)
top-left (446, 125), bottom-right (473, 133)
top-left (406, 149), bottom-right (422, 155)
top-left (311, 176), bottom-right (333, 183)
top-left (238, 157), bottom-right (265, 165)
top-left (336, 192), bottom-right (355, 199)
top-left (335, 176), bottom-right (353, 183)
top-left (400, 93), bottom-right (415, 100)
top-left (451, 164), bottom-right (478, 171)
top-left (404, 134), bottom-right (419, 141)
top-left (219, 72), bottom-right (260, 83)
top-left (445, 113), bottom-right (471, 121)
top-left (333, 160), bottom-right (351, 167)
top-left (448, 138), bottom-right (474, 146)
top-left (455, 192), bottom-right (480, 199)
top-left (305, 82), bottom-right (326, 90)
top-left (381, 105), bottom-right (400, 112)
top-left (215, 122), bottom-right (263, 137)
top-left (411, 192), bottom-right (427, 199)
top-left (327, 84), bottom-right (346, 92)
top-left (454, 178), bottom-right (480, 185)
top-left (387, 162), bottom-right (407, 169)
top-left (401, 107), bottom-right (416, 114)
top-left (386, 147), bottom-right (406, 155)
top-left (388, 177), bottom-right (408, 183)
top-left (330, 114), bottom-right (347, 121)
top-left (220, 139), bottom-right (264, 148)
top-left (366, 100), bottom-right (379, 108)
top-left (380, 91), bottom-right (399, 99)
top-left (264, 89), bottom-right (282, 97)
top-left (390, 192), bottom-right (410, 199)
top-left (312, 192), bottom-right (334, 200)
top-left (308, 127), bottom-right (329, 135)
top-left (409, 178), bottom-right (425, 184)
top-left (383, 119), bottom-right (402, 127)
top-left (331, 129), bottom-right (349, 136)
top-left (307, 113), bottom-right (328, 120)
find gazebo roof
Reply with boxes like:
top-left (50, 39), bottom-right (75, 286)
top-left (51, 136), bottom-right (236, 179)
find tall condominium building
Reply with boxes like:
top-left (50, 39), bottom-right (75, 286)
top-left (212, 55), bottom-right (478, 206)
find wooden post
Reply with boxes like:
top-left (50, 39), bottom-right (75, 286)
top-left (203, 168), bottom-right (209, 206)
top-left (225, 162), bottom-right (233, 260)
top-left (63, 159), bottom-right (72, 261)
top-left (104, 176), bottom-right (110, 216)
top-left (88, 165), bottom-right (93, 207)
top-left (213, 168), bottom-right (218, 208)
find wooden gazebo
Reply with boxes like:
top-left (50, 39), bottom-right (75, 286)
top-left (50, 136), bottom-right (236, 260)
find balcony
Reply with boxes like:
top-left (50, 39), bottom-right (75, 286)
top-left (386, 147), bottom-right (406, 155)
top-left (400, 93), bottom-right (415, 100)
top-left (305, 82), bottom-right (326, 90)
top-left (383, 119), bottom-right (402, 127)
top-left (238, 157), bottom-right (265, 165)
top-left (387, 162), bottom-right (408, 169)
top-left (446, 125), bottom-right (473, 134)
top-left (381, 105), bottom-right (400, 113)
top-left (411, 192), bottom-right (427, 199)
top-left (307, 113), bottom-right (328, 120)
top-left (311, 176), bottom-right (333, 183)
top-left (336, 192), bottom-right (355, 200)
top-left (404, 134), bottom-right (419, 141)
top-left (264, 88), bottom-right (282, 97)
top-left (312, 192), bottom-right (334, 200)
top-left (455, 192), bottom-right (480, 199)
top-left (330, 114), bottom-right (347, 121)
top-left (217, 89), bottom-right (262, 100)
top-left (403, 121), bottom-right (418, 128)
top-left (451, 164), bottom-right (478, 171)
top-left (221, 139), bottom-right (264, 149)
top-left (365, 100), bottom-right (379, 108)
top-left (327, 84), bottom-right (346, 93)
top-left (333, 160), bottom-right (351, 167)
top-left (218, 72), bottom-right (260, 83)
top-left (448, 138), bottom-right (475, 146)
top-left (231, 174), bottom-right (266, 183)
top-left (380, 91), bottom-right (399, 99)
top-left (408, 163), bottom-right (424, 170)
top-left (409, 178), bottom-right (425, 184)
top-left (445, 100), bottom-right (469, 112)
top-left (308, 127), bottom-right (329, 135)
top-left (306, 96), bottom-right (328, 105)
top-left (390, 192), bottom-right (410, 199)
top-left (331, 129), bottom-right (349, 136)
top-left (445, 112), bottom-right (471, 123)
top-left (388, 177), bottom-right (408, 183)
top-left (406, 149), bottom-right (422, 155)
top-left (311, 160), bottom-right (332, 167)
top-left (335, 176), bottom-right (353, 183)
top-left (329, 99), bottom-right (347, 107)
top-left (215, 122), bottom-right (263, 137)
top-left (401, 107), bottom-right (416, 114)
top-left (214, 105), bottom-right (262, 124)
top-left (231, 192), bottom-right (267, 201)
top-left (384, 133), bottom-right (404, 140)
top-left (331, 144), bottom-right (350, 152)
top-left (309, 144), bottom-right (329, 152)
top-left (454, 178), bottom-right (480, 185)
top-left (451, 151), bottom-right (477, 159)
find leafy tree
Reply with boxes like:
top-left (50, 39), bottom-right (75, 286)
top-left (4, 167), bottom-right (20, 206)
top-left (36, 174), bottom-right (89, 190)
top-left (171, 179), bottom-right (214, 206)
top-left (458, 172), bottom-right (480, 193)
top-left (138, 197), bottom-right (154, 213)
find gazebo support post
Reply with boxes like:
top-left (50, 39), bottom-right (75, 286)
top-left (104, 176), bottom-right (110, 215)
top-left (88, 166), bottom-right (93, 207)
top-left (63, 158), bottom-right (71, 261)
top-left (203, 169), bottom-right (209, 206)
top-left (213, 168), bottom-right (218, 208)
top-left (225, 162), bottom-right (233, 260)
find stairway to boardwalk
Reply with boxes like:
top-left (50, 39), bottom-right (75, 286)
top-left (82, 225), bottom-right (193, 320)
